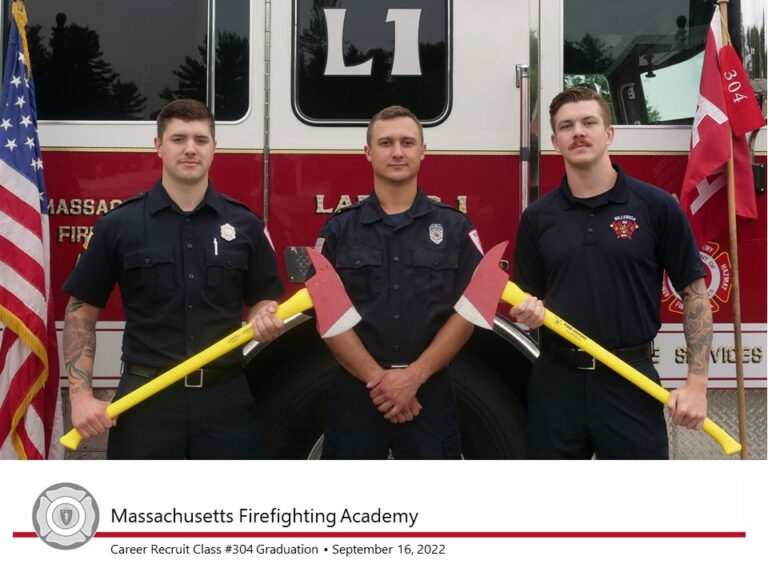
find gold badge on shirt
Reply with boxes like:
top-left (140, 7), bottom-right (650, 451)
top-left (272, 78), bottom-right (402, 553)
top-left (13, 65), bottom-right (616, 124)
top-left (220, 223), bottom-right (236, 241)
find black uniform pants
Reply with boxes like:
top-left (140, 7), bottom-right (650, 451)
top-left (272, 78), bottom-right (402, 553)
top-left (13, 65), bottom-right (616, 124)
top-left (321, 368), bottom-right (461, 459)
top-left (107, 372), bottom-right (260, 459)
top-left (527, 354), bottom-right (669, 459)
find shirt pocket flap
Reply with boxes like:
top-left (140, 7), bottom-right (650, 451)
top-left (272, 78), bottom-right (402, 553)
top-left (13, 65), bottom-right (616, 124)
top-left (335, 250), bottom-right (382, 269)
top-left (124, 246), bottom-right (175, 270)
top-left (206, 248), bottom-right (248, 270)
top-left (413, 250), bottom-right (458, 271)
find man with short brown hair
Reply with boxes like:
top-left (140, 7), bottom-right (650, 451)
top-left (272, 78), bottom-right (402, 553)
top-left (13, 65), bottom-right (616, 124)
top-left (316, 105), bottom-right (483, 459)
top-left (63, 99), bottom-right (285, 459)
top-left (511, 88), bottom-right (712, 459)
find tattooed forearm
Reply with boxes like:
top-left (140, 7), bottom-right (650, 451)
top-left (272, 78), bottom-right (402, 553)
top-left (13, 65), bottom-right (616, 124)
top-left (681, 278), bottom-right (713, 377)
top-left (63, 298), bottom-right (99, 396)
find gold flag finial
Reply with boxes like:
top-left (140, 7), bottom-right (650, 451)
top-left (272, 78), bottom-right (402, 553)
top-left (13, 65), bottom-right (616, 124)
top-left (11, 0), bottom-right (33, 78)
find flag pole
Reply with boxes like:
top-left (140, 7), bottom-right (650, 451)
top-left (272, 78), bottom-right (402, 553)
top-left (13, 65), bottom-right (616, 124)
top-left (717, 0), bottom-right (749, 459)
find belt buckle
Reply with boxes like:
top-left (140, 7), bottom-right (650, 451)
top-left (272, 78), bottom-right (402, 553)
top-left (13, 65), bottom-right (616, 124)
top-left (576, 349), bottom-right (596, 371)
top-left (184, 369), bottom-right (204, 388)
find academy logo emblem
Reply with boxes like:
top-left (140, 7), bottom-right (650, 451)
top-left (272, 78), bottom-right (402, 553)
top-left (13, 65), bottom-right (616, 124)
top-left (32, 483), bottom-right (99, 550)
top-left (429, 223), bottom-right (444, 245)
top-left (609, 215), bottom-right (639, 240)
top-left (661, 241), bottom-right (731, 314)
top-left (220, 223), bottom-right (236, 241)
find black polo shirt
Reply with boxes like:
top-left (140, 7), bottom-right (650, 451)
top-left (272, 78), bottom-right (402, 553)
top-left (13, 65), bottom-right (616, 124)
top-left (63, 180), bottom-right (284, 369)
top-left (513, 164), bottom-right (704, 349)
top-left (318, 189), bottom-right (483, 365)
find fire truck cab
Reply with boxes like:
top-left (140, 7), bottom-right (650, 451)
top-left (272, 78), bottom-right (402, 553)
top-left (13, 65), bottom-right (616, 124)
top-left (9, 0), bottom-right (766, 458)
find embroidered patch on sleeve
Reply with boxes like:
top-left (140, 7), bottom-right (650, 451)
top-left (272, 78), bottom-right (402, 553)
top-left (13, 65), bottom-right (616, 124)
top-left (468, 228), bottom-right (484, 254)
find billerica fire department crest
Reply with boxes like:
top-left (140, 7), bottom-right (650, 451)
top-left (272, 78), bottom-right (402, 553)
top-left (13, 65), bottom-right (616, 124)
top-left (610, 215), bottom-right (639, 239)
top-left (429, 223), bottom-right (444, 244)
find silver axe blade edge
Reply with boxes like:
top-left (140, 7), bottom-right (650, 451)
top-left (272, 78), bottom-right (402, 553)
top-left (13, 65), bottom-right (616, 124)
top-left (454, 294), bottom-right (493, 330)
top-left (321, 306), bottom-right (363, 338)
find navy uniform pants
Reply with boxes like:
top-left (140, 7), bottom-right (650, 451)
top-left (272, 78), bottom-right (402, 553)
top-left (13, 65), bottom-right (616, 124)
top-left (107, 372), bottom-right (260, 459)
top-left (527, 355), bottom-right (669, 459)
top-left (321, 368), bottom-right (461, 459)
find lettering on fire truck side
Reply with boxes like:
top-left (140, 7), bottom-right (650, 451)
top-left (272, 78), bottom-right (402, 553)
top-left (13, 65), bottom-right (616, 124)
top-left (57, 226), bottom-right (94, 244)
top-left (48, 198), bottom-right (123, 216)
top-left (49, 198), bottom-right (122, 243)
top-left (674, 346), bottom-right (764, 365)
top-left (314, 194), bottom-right (468, 214)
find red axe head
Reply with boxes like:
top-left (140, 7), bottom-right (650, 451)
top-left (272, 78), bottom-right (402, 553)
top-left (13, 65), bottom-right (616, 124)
top-left (306, 248), bottom-right (362, 338)
top-left (454, 241), bottom-right (509, 329)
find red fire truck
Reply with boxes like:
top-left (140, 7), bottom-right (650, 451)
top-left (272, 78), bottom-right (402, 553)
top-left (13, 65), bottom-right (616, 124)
top-left (11, 0), bottom-right (766, 458)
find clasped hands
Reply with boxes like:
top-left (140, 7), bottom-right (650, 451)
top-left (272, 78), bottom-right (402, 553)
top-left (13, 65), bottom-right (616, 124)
top-left (366, 366), bottom-right (425, 424)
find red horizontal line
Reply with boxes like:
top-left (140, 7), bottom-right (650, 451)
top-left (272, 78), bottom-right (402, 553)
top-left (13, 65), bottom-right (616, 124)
top-left (662, 378), bottom-right (763, 382)
top-left (12, 531), bottom-right (746, 539)
top-left (60, 377), bottom-right (118, 381)
top-left (657, 329), bottom-right (765, 333)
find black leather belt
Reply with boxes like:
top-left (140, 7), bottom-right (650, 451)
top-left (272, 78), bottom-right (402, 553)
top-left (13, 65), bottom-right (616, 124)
top-left (541, 339), bottom-right (653, 371)
top-left (121, 362), bottom-right (241, 388)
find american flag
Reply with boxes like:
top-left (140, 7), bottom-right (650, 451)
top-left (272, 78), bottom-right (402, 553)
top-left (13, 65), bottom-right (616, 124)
top-left (0, 1), bottom-right (62, 459)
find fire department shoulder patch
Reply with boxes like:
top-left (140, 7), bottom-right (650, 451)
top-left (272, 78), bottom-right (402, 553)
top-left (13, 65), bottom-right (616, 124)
top-left (468, 228), bottom-right (484, 254)
top-left (661, 241), bottom-right (731, 314)
top-left (610, 215), bottom-right (639, 239)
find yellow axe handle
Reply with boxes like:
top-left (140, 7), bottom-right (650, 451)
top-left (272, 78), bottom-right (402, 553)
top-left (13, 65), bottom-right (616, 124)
top-left (502, 282), bottom-right (741, 456)
top-left (60, 288), bottom-right (314, 451)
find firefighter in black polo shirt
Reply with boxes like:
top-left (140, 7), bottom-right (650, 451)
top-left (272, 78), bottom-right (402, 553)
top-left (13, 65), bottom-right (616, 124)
top-left (62, 99), bottom-right (284, 459)
top-left (316, 106), bottom-right (483, 459)
top-left (511, 87), bottom-right (712, 459)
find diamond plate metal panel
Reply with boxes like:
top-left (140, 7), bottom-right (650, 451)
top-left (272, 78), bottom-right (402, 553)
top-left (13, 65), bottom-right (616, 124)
top-left (668, 389), bottom-right (767, 460)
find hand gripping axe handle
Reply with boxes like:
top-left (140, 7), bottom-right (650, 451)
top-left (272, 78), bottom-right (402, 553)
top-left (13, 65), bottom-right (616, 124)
top-left (60, 248), bottom-right (360, 450)
top-left (454, 241), bottom-right (741, 456)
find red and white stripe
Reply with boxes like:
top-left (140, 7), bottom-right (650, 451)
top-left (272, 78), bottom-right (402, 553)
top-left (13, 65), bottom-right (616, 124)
top-left (0, 156), bottom-right (62, 460)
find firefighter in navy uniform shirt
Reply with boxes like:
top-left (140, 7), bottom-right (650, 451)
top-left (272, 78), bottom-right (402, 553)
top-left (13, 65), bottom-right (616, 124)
top-left (316, 106), bottom-right (483, 459)
top-left (62, 99), bottom-right (285, 459)
top-left (510, 87), bottom-right (712, 459)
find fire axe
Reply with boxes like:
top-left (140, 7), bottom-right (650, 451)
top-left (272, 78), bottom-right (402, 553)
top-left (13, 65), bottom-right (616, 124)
top-left (454, 241), bottom-right (741, 456)
top-left (59, 248), bottom-right (360, 451)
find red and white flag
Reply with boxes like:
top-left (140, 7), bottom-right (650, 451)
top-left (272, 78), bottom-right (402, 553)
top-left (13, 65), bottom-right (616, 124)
top-left (0, 2), bottom-right (62, 459)
top-left (679, 8), bottom-right (763, 247)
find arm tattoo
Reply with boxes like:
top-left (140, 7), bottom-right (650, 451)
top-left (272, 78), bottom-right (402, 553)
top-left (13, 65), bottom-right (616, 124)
top-left (63, 299), bottom-right (97, 395)
top-left (681, 278), bottom-right (713, 376)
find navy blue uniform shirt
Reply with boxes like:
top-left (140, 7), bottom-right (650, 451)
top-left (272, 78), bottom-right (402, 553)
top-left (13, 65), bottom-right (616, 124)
top-left (63, 180), bottom-right (284, 369)
top-left (514, 164), bottom-right (704, 349)
top-left (319, 190), bottom-right (482, 365)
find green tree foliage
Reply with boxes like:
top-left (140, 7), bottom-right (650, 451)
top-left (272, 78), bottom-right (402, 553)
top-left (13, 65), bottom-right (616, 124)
top-left (158, 31), bottom-right (249, 121)
top-left (26, 17), bottom-right (146, 120)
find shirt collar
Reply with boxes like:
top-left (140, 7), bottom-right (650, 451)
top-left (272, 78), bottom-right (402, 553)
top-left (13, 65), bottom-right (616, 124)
top-left (147, 179), bottom-right (223, 215)
top-left (359, 188), bottom-right (434, 224)
top-left (557, 163), bottom-right (628, 210)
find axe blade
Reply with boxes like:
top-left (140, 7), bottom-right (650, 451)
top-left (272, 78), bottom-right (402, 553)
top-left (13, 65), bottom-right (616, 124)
top-left (454, 241), bottom-right (510, 329)
top-left (306, 248), bottom-right (362, 338)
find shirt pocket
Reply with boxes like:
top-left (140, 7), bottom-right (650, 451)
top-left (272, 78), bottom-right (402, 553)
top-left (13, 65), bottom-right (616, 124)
top-left (335, 249), bottom-right (383, 302)
top-left (206, 248), bottom-right (249, 303)
top-left (123, 246), bottom-right (176, 303)
top-left (413, 249), bottom-right (459, 302)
